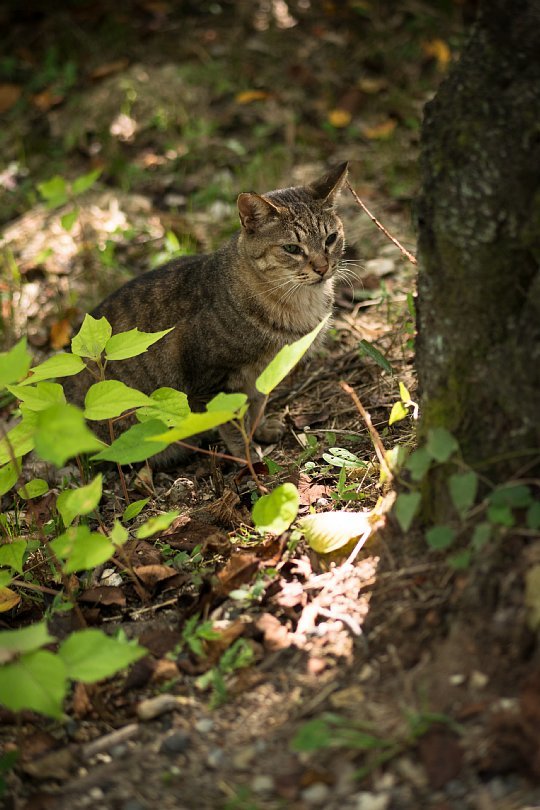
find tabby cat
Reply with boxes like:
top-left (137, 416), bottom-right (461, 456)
top-left (66, 162), bottom-right (348, 462)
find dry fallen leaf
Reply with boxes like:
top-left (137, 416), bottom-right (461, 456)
top-left (300, 510), bottom-right (372, 554)
top-left (90, 58), bottom-right (130, 80)
top-left (422, 38), bottom-right (451, 71)
top-left (0, 588), bottom-right (21, 612)
top-left (78, 586), bottom-right (126, 607)
top-left (50, 318), bottom-right (72, 350)
top-left (0, 83), bottom-right (22, 114)
top-left (235, 90), bottom-right (270, 104)
top-left (32, 89), bottom-right (64, 112)
top-left (361, 118), bottom-right (397, 139)
top-left (327, 108), bottom-right (352, 128)
top-left (134, 564), bottom-right (178, 587)
top-left (217, 552), bottom-right (259, 596)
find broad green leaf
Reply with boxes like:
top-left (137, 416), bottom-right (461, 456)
top-left (84, 380), bottom-right (152, 420)
top-left (321, 447), bottom-right (366, 469)
top-left (56, 474), bottom-right (102, 528)
top-left (405, 447), bottom-right (432, 482)
top-left (8, 381), bottom-right (66, 411)
top-left (60, 209), bottom-right (78, 232)
top-left (0, 540), bottom-right (27, 574)
top-left (252, 483), bottom-right (299, 535)
top-left (19, 353), bottom-right (86, 386)
top-left (471, 522), bottom-right (491, 551)
top-left (136, 387), bottom-right (190, 426)
top-left (110, 520), bottom-right (128, 546)
top-left (105, 327), bottom-right (174, 361)
top-left (50, 525), bottom-right (114, 573)
top-left (526, 502), bottom-right (540, 531)
top-left (358, 339), bottom-right (393, 374)
top-left (426, 428), bottom-right (459, 463)
top-left (153, 411), bottom-right (236, 445)
top-left (0, 650), bottom-right (67, 719)
top-left (58, 629), bottom-right (146, 683)
top-left (0, 571), bottom-right (13, 588)
top-left (71, 168), bottom-right (102, 196)
top-left (449, 471), bottom-right (478, 517)
top-left (388, 401), bottom-right (409, 426)
top-left (486, 504), bottom-right (515, 527)
top-left (0, 460), bottom-right (20, 496)
top-left (256, 317), bottom-right (329, 395)
top-left (92, 419), bottom-right (168, 464)
top-left (0, 414), bottom-right (36, 465)
top-left (394, 491), bottom-right (421, 532)
top-left (136, 510), bottom-right (179, 539)
top-left (425, 525), bottom-right (455, 550)
top-left (34, 404), bottom-right (103, 466)
top-left (292, 718), bottom-right (333, 752)
top-left (489, 484), bottom-right (532, 509)
top-left (448, 550), bottom-right (472, 570)
top-left (37, 175), bottom-right (68, 208)
top-left (0, 621), bottom-right (54, 655)
top-left (206, 392), bottom-right (247, 413)
top-left (399, 381), bottom-right (411, 402)
top-left (122, 498), bottom-right (149, 521)
top-left (17, 479), bottom-right (49, 500)
top-left (71, 314), bottom-right (112, 360)
top-left (0, 338), bottom-right (31, 388)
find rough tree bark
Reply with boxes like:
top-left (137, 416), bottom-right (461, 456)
top-left (416, 0), bottom-right (540, 497)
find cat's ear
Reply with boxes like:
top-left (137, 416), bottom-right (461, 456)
top-left (237, 193), bottom-right (280, 233)
top-left (309, 161), bottom-right (349, 206)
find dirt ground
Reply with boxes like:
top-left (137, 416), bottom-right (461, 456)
top-left (1, 2), bottom-right (540, 809)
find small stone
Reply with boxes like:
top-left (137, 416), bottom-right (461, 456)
top-left (89, 788), bottom-right (104, 801)
top-left (354, 792), bottom-right (390, 810)
top-left (206, 747), bottom-right (225, 768)
top-left (445, 779), bottom-right (467, 799)
top-left (251, 774), bottom-right (275, 795)
top-left (110, 744), bottom-right (127, 758)
top-left (232, 745), bottom-right (257, 770)
top-left (470, 670), bottom-right (489, 689)
top-left (137, 694), bottom-right (182, 720)
top-left (195, 717), bottom-right (214, 734)
top-left (449, 673), bottom-right (466, 686)
top-left (301, 782), bottom-right (330, 805)
top-left (160, 731), bottom-right (190, 755)
top-left (364, 257), bottom-right (395, 277)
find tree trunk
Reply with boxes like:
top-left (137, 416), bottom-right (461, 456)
top-left (416, 0), bottom-right (540, 497)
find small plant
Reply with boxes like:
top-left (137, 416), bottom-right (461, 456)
top-left (37, 168), bottom-right (102, 233)
top-left (196, 637), bottom-right (255, 709)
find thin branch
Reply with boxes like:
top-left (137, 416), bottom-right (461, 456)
top-left (339, 381), bottom-right (392, 482)
top-left (346, 180), bottom-right (417, 266)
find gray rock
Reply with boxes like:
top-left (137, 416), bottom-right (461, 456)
top-left (160, 731), bottom-right (191, 755)
top-left (301, 782), bottom-right (331, 805)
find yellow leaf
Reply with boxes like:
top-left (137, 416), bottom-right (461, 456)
top-left (0, 588), bottom-right (21, 613)
top-left (357, 77), bottom-right (387, 94)
top-left (361, 118), bottom-right (397, 140)
top-left (300, 511), bottom-right (371, 554)
top-left (422, 38), bottom-right (451, 71)
top-left (327, 108), bottom-right (352, 128)
top-left (235, 90), bottom-right (270, 105)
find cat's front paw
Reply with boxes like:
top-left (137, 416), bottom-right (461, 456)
top-left (254, 416), bottom-right (285, 444)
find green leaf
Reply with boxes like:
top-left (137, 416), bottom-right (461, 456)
top-left (135, 388), bottom-right (190, 426)
top-left (256, 317), bottom-right (329, 395)
top-left (449, 471), bottom-right (478, 518)
top-left (7, 381), bottom-right (66, 411)
top-left (0, 414), bottom-right (36, 465)
top-left (19, 353), bottom-right (86, 386)
top-left (321, 447), bottom-right (366, 469)
top-left (394, 491), bottom-right (421, 532)
top-left (486, 504), bottom-right (515, 527)
top-left (526, 502), bottom-right (540, 531)
top-left (425, 525), bottom-right (455, 550)
top-left (388, 401), bottom-right (409, 426)
top-left (0, 621), bottom-right (54, 655)
top-left (426, 428), bottom-right (459, 463)
top-left (71, 168), bottom-right (102, 196)
top-left (60, 209), bottom-right (78, 232)
top-left (104, 327), bottom-right (174, 361)
top-left (84, 380), bottom-right (152, 420)
top-left (17, 479), bottom-right (49, 500)
top-left (71, 314), bottom-right (112, 360)
top-left (292, 717), bottom-right (333, 752)
top-left (110, 520), bottom-right (128, 546)
top-left (252, 483), bottom-right (299, 535)
top-left (0, 650), bottom-right (67, 719)
top-left (489, 484), bottom-right (532, 509)
top-left (136, 510), bottom-right (179, 539)
top-left (399, 381), bottom-right (411, 402)
top-left (56, 474), bottom-right (102, 528)
top-left (0, 571), bottom-right (13, 588)
top-left (0, 338), bottom-right (31, 388)
top-left (471, 522), bottom-right (491, 551)
top-left (58, 629), bottom-right (146, 683)
top-left (153, 411), bottom-right (236, 445)
top-left (34, 404), bottom-right (103, 467)
top-left (92, 419), bottom-right (168, 464)
top-left (50, 525), bottom-right (114, 573)
top-left (0, 460), bottom-right (20, 497)
top-left (37, 175), bottom-right (68, 208)
top-left (358, 339), bottom-right (393, 374)
top-left (0, 540), bottom-right (27, 574)
top-left (448, 550), bottom-right (472, 570)
top-left (206, 392), bottom-right (248, 413)
top-left (122, 498), bottom-right (149, 521)
top-left (300, 511), bottom-right (370, 554)
top-left (405, 447), bottom-right (432, 482)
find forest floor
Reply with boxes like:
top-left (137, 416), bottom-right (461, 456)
top-left (1, 3), bottom-right (540, 809)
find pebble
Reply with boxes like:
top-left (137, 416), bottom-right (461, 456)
top-left (301, 782), bottom-right (331, 805)
top-left (206, 747), bottom-right (225, 768)
top-left (232, 745), bottom-right (257, 770)
top-left (445, 779), bottom-right (467, 799)
top-left (364, 257), bottom-right (395, 277)
top-left (110, 744), bottom-right (127, 758)
top-left (195, 718), bottom-right (214, 734)
top-left (251, 774), bottom-right (275, 796)
top-left (160, 731), bottom-right (191, 755)
top-left (354, 792), bottom-right (390, 810)
top-left (89, 787), bottom-right (104, 801)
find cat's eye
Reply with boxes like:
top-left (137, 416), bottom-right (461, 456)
top-left (282, 243), bottom-right (303, 255)
top-left (325, 232), bottom-right (338, 247)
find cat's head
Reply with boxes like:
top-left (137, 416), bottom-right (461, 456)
top-left (237, 162), bottom-right (348, 286)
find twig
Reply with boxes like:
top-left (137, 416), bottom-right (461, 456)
top-left (346, 180), bottom-right (417, 266)
top-left (340, 381), bottom-right (392, 482)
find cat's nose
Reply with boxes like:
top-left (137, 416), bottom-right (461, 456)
top-left (311, 260), bottom-right (329, 277)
